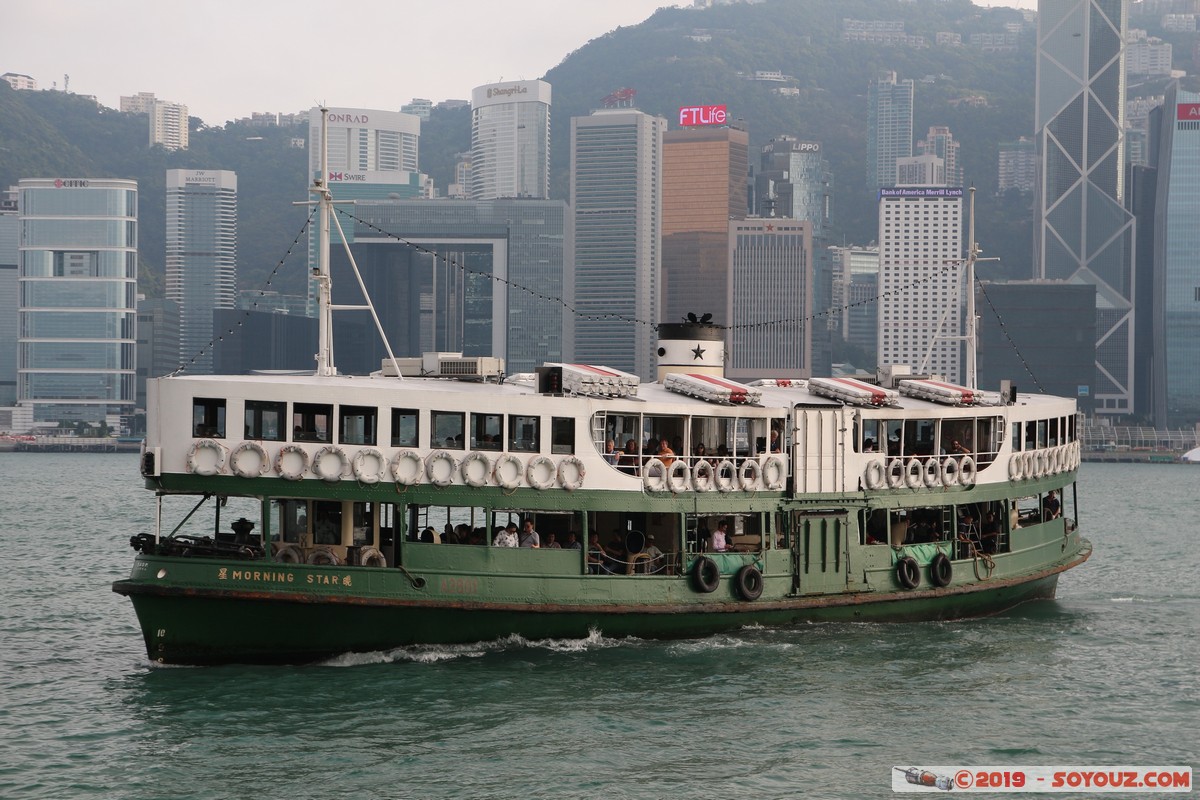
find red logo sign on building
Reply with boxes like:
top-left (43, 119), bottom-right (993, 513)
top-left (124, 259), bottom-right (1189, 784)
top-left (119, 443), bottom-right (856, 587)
top-left (678, 104), bottom-right (728, 126)
top-left (1177, 103), bottom-right (1200, 120)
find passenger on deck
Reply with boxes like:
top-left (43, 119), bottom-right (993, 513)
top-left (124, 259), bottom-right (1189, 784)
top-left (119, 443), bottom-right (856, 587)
top-left (619, 439), bottom-right (640, 475)
top-left (518, 519), bottom-right (541, 548)
top-left (564, 532), bottom-right (581, 550)
top-left (494, 523), bottom-right (518, 548)
top-left (656, 439), bottom-right (676, 469)
top-left (543, 532), bottom-right (561, 549)
top-left (1043, 490), bottom-right (1061, 520)
top-left (603, 439), bottom-right (619, 465)
top-left (769, 429), bottom-right (782, 453)
top-left (957, 511), bottom-right (980, 547)
top-left (980, 512), bottom-right (1001, 554)
top-left (642, 535), bottom-right (665, 573)
top-left (710, 520), bottom-right (730, 553)
top-left (587, 533), bottom-right (609, 574)
top-left (604, 533), bottom-right (627, 572)
top-left (863, 437), bottom-right (878, 453)
top-left (420, 527), bottom-right (437, 544)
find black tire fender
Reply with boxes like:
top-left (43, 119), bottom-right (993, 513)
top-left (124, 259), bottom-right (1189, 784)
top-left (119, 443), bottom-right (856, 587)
top-left (896, 556), bottom-right (920, 590)
top-left (734, 565), bottom-right (764, 601)
top-left (691, 556), bottom-right (720, 593)
top-left (929, 552), bottom-right (953, 587)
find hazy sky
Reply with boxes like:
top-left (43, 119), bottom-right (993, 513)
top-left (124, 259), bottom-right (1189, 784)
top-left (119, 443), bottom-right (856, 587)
top-left (6, 0), bottom-right (1036, 127)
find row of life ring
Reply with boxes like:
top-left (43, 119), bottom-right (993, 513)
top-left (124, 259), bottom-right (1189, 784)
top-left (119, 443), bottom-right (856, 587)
top-left (642, 455), bottom-right (787, 494)
top-left (394, 449), bottom-right (587, 492)
top-left (863, 455), bottom-right (977, 491)
top-left (1006, 441), bottom-right (1080, 482)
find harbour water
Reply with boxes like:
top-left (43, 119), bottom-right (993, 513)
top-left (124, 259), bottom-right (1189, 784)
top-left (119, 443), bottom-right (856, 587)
top-left (1, 454), bottom-right (1196, 799)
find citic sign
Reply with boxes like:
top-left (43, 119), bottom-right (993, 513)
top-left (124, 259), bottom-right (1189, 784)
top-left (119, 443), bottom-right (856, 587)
top-left (679, 104), bottom-right (727, 126)
top-left (1177, 103), bottom-right (1200, 120)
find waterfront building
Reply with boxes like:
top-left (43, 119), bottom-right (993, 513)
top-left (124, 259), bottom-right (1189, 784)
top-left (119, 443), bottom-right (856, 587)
top-left (17, 178), bottom-right (138, 425)
top-left (0, 192), bottom-right (17, 406)
top-left (135, 296), bottom-right (178, 413)
top-left (661, 125), bottom-right (749, 328)
top-left (166, 170), bottom-right (237, 374)
top-left (569, 108), bottom-right (667, 379)
top-left (831, 245), bottom-right (881, 362)
top-left (877, 186), bottom-right (964, 383)
top-left (1146, 86), bottom-right (1200, 427)
top-left (324, 199), bottom-right (567, 375)
top-left (726, 219), bottom-right (814, 380)
top-left (470, 80), bottom-right (551, 201)
top-left (305, 107), bottom-right (424, 315)
top-left (1035, 0), bottom-right (1135, 418)
top-left (867, 70), bottom-right (914, 191)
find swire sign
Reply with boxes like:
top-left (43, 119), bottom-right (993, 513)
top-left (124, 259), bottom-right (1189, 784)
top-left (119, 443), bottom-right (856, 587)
top-left (679, 104), bottom-right (727, 126)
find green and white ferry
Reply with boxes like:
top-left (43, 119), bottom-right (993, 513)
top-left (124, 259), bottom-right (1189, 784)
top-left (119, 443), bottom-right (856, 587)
top-left (112, 114), bottom-right (1090, 666)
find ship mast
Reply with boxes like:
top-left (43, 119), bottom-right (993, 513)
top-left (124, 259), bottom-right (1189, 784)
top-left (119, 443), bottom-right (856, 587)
top-left (965, 187), bottom-right (978, 391)
top-left (313, 107), bottom-right (336, 376)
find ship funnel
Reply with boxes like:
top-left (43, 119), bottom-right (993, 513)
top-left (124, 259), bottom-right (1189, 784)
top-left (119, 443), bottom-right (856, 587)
top-left (656, 320), bottom-right (725, 382)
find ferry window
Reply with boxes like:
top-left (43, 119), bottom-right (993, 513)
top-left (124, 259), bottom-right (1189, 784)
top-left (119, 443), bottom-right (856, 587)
top-left (192, 398), bottom-right (226, 438)
top-left (1012, 420), bottom-right (1022, 451)
top-left (903, 419), bottom-right (935, 456)
top-left (885, 420), bottom-right (903, 456)
top-left (1068, 415), bottom-right (1076, 442)
top-left (471, 413), bottom-right (503, 451)
top-left (601, 412), bottom-right (641, 456)
top-left (509, 414), bottom-right (540, 452)
top-left (1036, 419), bottom-right (1047, 448)
top-left (276, 500), bottom-right (307, 544)
top-left (1024, 421), bottom-right (1036, 451)
top-left (339, 405), bottom-right (377, 446)
top-left (644, 415), bottom-right (684, 459)
top-left (351, 502), bottom-right (373, 547)
top-left (293, 403), bottom-right (332, 442)
top-left (941, 418), bottom-right (974, 455)
top-left (1047, 417), bottom-right (1059, 448)
top-left (693, 416), bottom-right (733, 459)
top-left (390, 409), bottom-right (419, 447)
top-left (432, 411), bottom-right (465, 450)
top-left (551, 417), bottom-right (575, 455)
top-left (859, 419), bottom-right (883, 453)
top-left (245, 400), bottom-right (286, 441)
top-left (313, 501), bottom-right (342, 545)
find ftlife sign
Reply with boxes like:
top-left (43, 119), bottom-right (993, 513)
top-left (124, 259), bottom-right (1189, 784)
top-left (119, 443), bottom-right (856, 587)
top-left (679, 104), bottom-right (727, 126)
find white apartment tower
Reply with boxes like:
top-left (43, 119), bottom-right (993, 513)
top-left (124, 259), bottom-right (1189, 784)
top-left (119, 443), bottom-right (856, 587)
top-left (150, 99), bottom-right (189, 150)
top-left (166, 170), bottom-right (237, 374)
top-left (877, 187), bottom-right (965, 383)
top-left (569, 108), bottom-right (666, 378)
top-left (470, 80), bottom-right (552, 200)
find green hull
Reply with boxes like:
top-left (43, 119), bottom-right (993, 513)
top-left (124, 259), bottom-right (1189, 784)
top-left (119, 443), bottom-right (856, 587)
top-left (114, 540), bottom-right (1090, 665)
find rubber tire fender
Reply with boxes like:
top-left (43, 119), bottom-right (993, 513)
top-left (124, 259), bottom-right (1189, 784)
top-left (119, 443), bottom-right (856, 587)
top-left (929, 552), bottom-right (953, 587)
top-left (896, 555), bottom-right (920, 590)
top-left (735, 564), bottom-right (764, 601)
top-left (691, 556), bottom-right (720, 594)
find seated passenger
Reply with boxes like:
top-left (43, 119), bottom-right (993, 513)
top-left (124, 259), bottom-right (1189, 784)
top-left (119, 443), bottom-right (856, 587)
top-left (494, 523), bottom-right (518, 547)
top-left (642, 535), bottom-right (665, 573)
top-left (564, 531), bottom-right (581, 550)
top-left (604, 533), bottom-right (627, 572)
top-left (769, 429), bottom-right (782, 453)
top-left (603, 439), bottom-right (619, 465)
top-left (1043, 490), bottom-right (1061, 520)
top-left (656, 439), bottom-right (676, 469)
top-left (619, 439), bottom-right (640, 475)
top-left (543, 531), bottom-right (561, 549)
top-left (980, 512), bottom-right (1001, 554)
top-left (587, 533), bottom-right (610, 574)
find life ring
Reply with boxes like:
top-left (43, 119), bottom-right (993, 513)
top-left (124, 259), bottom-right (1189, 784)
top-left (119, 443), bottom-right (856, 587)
top-left (959, 455), bottom-right (977, 487)
top-left (460, 451), bottom-right (492, 488)
top-left (390, 449), bottom-right (423, 486)
top-left (738, 458), bottom-right (762, 491)
top-left (1008, 452), bottom-right (1024, 481)
top-left (526, 454), bottom-right (556, 491)
top-left (664, 459), bottom-right (690, 493)
top-left (557, 455), bottom-right (587, 491)
top-left (492, 453), bottom-right (523, 489)
top-left (642, 457), bottom-right (668, 493)
top-left (274, 444), bottom-right (308, 481)
top-left (762, 455), bottom-right (786, 490)
top-left (714, 459), bottom-right (736, 492)
top-left (1071, 441), bottom-right (1082, 469)
top-left (229, 441), bottom-right (269, 478)
top-left (939, 456), bottom-right (959, 488)
top-left (864, 459), bottom-right (885, 490)
top-left (312, 446), bottom-right (348, 483)
top-left (186, 438), bottom-right (226, 476)
top-left (425, 450), bottom-right (457, 487)
top-left (306, 547), bottom-right (341, 566)
top-left (358, 546), bottom-right (386, 568)
top-left (352, 448), bottom-right (385, 484)
top-left (1035, 450), bottom-right (1047, 478)
top-left (895, 555), bottom-right (920, 589)
top-left (923, 457), bottom-right (941, 488)
top-left (904, 458), bottom-right (923, 489)
top-left (1022, 451), bottom-right (1035, 480)
top-left (692, 459), bottom-right (716, 492)
top-left (691, 556), bottom-right (720, 593)
top-left (274, 544), bottom-right (302, 564)
top-left (735, 564), bottom-right (764, 601)
top-left (887, 458), bottom-right (906, 489)
top-left (929, 552), bottom-right (953, 587)
top-left (1048, 446), bottom-right (1060, 474)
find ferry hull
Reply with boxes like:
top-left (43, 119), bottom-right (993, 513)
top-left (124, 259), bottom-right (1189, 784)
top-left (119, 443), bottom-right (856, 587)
top-left (114, 544), bottom-right (1087, 665)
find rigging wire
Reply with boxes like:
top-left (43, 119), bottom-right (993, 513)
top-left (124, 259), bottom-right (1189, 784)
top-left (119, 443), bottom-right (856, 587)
top-left (976, 279), bottom-right (1047, 393)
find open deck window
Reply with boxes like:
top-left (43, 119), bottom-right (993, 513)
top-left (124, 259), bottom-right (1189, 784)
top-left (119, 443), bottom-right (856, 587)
top-left (293, 403), bottom-right (332, 442)
top-left (192, 398), bottom-right (226, 438)
top-left (471, 413), bottom-right (503, 451)
top-left (245, 400), bottom-right (286, 441)
top-left (432, 411), bottom-right (465, 450)
top-left (391, 408), bottom-right (418, 448)
top-left (551, 417), bottom-right (575, 454)
top-left (509, 414), bottom-right (540, 452)
top-left (339, 405), bottom-right (377, 446)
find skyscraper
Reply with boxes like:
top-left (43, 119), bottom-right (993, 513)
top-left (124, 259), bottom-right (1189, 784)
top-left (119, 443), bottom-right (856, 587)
top-left (17, 178), bottom-right (138, 425)
top-left (877, 187), bottom-right (964, 383)
top-left (150, 98), bottom-right (189, 151)
top-left (1035, 0), bottom-right (1134, 417)
top-left (867, 71), bottom-right (914, 191)
top-left (166, 169), bottom-right (237, 374)
top-left (917, 126), bottom-right (963, 187)
top-left (726, 219), bottom-right (814, 380)
top-left (569, 109), bottom-right (666, 378)
top-left (753, 135), bottom-right (832, 237)
top-left (661, 125), bottom-right (749, 327)
top-left (470, 80), bottom-right (552, 200)
top-left (1148, 86), bottom-right (1200, 426)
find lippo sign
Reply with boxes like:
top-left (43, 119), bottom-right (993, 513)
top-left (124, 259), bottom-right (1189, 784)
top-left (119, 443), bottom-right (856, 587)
top-left (679, 104), bottom-right (727, 126)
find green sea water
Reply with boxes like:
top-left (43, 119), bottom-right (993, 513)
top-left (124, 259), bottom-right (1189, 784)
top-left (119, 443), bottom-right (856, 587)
top-left (1, 454), bottom-right (1196, 799)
